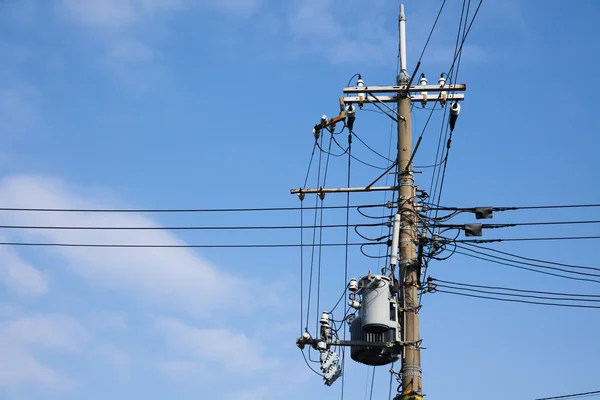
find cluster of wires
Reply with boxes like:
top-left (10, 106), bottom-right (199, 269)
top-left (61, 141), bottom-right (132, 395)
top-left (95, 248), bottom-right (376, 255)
top-left (428, 278), bottom-right (600, 309)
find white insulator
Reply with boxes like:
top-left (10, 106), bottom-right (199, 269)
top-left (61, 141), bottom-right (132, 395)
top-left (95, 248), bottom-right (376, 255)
top-left (321, 115), bottom-right (327, 125)
top-left (438, 74), bottom-right (446, 86)
top-left (348, 278), bottom-right (358, 292)
top-left (346, 104), bottom-right (356, 116)
top-left (320, 312), bottom-right (330, 325)
top-left (390, 213), bottom-right (401, 267)
top-left (348, 300), bottom-right (361, 309)
top-left (357, 78), bottom-right (365, 104)
top-left (450, 102), bottom-right (461, 116)
top-left (317, 341), bottom-right (327, 351)
top-left (420, 74), bottom-right (428, 106)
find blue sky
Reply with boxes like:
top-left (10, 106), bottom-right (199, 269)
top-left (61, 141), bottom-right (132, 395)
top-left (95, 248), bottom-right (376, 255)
top-left (0, 0), bottom-right (600, 399)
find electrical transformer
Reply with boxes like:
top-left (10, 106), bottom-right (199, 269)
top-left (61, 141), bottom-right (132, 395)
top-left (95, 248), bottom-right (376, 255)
top-left (349, 274), bottom-right (401, 366)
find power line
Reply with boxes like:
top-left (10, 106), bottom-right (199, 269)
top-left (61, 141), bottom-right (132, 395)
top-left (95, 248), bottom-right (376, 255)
top-left (0, 241), bottom-right (376, 249)
top-left (435, 289), bottom-right (600, 309)
top-left (0, 222), bottom-right (385, 231)
top-left (452, 249), bottom-right (600, 284)
top-left (0, 204), bottom-right (379, 213)
top-left (535, 390), bottom-right (600, 400)
top-left (351, 129), bottom-right (394, 162)
top-left (434, 283), bottom-right (600, 303)
top-left (454, 243), bottom-right (600, 276)
top-left (432, 278), bottom-right (600, 298)
top-left (429, 203), bottom-right (600, 212)
top-left (461, 242), bottom-right (598, 271)
top-left (415, 0), bottom-right (447, 65)
top-left (455, 235), bottom-right (600, 243)
top-left (433, 219), bottom-right (600, 230)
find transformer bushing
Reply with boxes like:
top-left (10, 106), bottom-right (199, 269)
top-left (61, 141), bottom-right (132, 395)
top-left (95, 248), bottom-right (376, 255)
top-left (350, 274), bottom-right (401, 366)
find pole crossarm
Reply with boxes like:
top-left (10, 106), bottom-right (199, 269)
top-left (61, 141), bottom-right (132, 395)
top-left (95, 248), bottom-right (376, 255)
top-left (343, 93), bottom-right (465, 104)
top-left (343, 83), bottom-right (466, 93)
top-left (291, 186), bottom-right (398, 195)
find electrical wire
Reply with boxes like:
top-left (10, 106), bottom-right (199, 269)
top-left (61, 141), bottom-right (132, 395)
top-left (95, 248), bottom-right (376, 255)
top-left (428, 203), bottom-right (600, 212)
top-left (416, 0), bottom-right (447, 65)
top-left (368, 366), bottom-right (376, 400)
top-left (462, 242), bottom-right (599, 271)
top-left (434, 283), bottom-right (600, 303)
top-left (351, 129), bottom-right (394, 162)
top-left (304, 142), bottom-right (317, 188)
top-left (535, 390), bottom-right (600, 400)
top-left (0, 204), bottom-right (386, 213)
top-left (332, 135), bottom-right (390, 170)
top-left (456, 235), bottom-right (600, 243)
top-left (432, 278), bottom-right (600, 298)
top-left (452, 248), bottom-right (600, 285)
top-left (0, 222), bottom-right (412, 231)
top-left (340, 131), bottom-right (353, 400)
top-left (0, 241), bottom-right (379, 249)
top-left (435, 289), bottom-right (600, 309)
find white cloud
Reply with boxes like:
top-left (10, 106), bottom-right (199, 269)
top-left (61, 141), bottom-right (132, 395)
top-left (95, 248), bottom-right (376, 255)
top-left (0, 84), bottom-right (41, 135)
top-left (0, 313), bottom-right (88, 388)
top-left (0, 245), bottom-right (48, 297)
top-left (287, 0), bottom-right (396, 64)
top-left (0, 175), bottom-right (255, 317)
top-left (59, 0), bottom-right (185, 31)
top-left (206, 0), bottom-right (261, 15)
top-left (158, 317), bottom-right (278, 373)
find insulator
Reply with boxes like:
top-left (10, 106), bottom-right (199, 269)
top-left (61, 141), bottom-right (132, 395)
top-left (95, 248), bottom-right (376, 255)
top-left (449, 102), bottom-right (461, 132)
top-left (439, 73), bottom-right (447, 108)
top-left (357, 76), bottom-right (365, 108)
top-left (346, 104), bottom-right (356, 131)
top-left (420, 73), bottom-right (428, 106)
top-left (348, 278), bottom-right (358, 292)
top-left (320, 312), bottom-right (330, 326)
top-left (348, 300), bottom-right (361, 309)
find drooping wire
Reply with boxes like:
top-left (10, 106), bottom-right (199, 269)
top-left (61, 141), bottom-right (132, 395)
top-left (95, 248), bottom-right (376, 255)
top-left (452, 247), bottom-right (600, 285)
top-left (454, 243), bottom-right (600, 276)
top-left (315, 131), bottom-right (335, 336)
top-left (300, 199), bottom-right (304, 335)
top-left (340, 129), bottom-right (352, 400)
top-left (305, 134), bottom-right (325, 332)
top-left (351, 129), bottom-right (394, 162)
top-left (462, 242), bottom-right (600, 271)
top-left (434, 283), bottom-right (600, 303)
top-left (432, 278), bottom-right (600, 298)
top-left (435, 290), bottom-right (600, 309)
top-left (332, 134), bottom-right (390, 170)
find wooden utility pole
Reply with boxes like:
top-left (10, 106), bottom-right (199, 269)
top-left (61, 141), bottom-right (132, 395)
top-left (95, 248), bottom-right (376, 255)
top-left (293, 3), bottom-right (467, 396)
top-left (397, 5), bottom-right (422, 400)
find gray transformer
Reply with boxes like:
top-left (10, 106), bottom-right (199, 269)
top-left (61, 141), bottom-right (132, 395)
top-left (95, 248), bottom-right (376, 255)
top-left (349, 274), bottom-right (401, 366)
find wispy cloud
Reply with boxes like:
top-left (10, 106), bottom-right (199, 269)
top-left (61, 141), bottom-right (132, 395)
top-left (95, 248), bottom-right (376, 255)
top-left (286, 0), bottom-right (396, 64)
top-left (157, 317), bottom-right (278, 373)
top-left (0, 313), bottom-right (88, 388)
top-left (0, 175), bottom-right (257, 317)
top-left (0, 244), bottom-right (48, 297)
top-left (56, 0), bottom-right (187, 86)
top-left (58, 0), bottom-right (186, 32)
top-left (0, 84), bottom-right (41, 135)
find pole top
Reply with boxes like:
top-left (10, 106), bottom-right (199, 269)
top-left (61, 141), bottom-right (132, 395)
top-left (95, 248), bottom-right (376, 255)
top-left (400, 4), bottom-right (406, 21)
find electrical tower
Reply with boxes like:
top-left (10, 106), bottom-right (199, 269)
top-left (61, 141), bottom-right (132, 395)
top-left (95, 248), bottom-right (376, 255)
top-left (294, 4), bottom-right (466, 399)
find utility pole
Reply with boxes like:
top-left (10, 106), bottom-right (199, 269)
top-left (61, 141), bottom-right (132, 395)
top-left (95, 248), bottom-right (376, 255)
top-left (293, 3), bottom-right (467, 397)
top-left (397, 5), bottom-right (421, 400)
